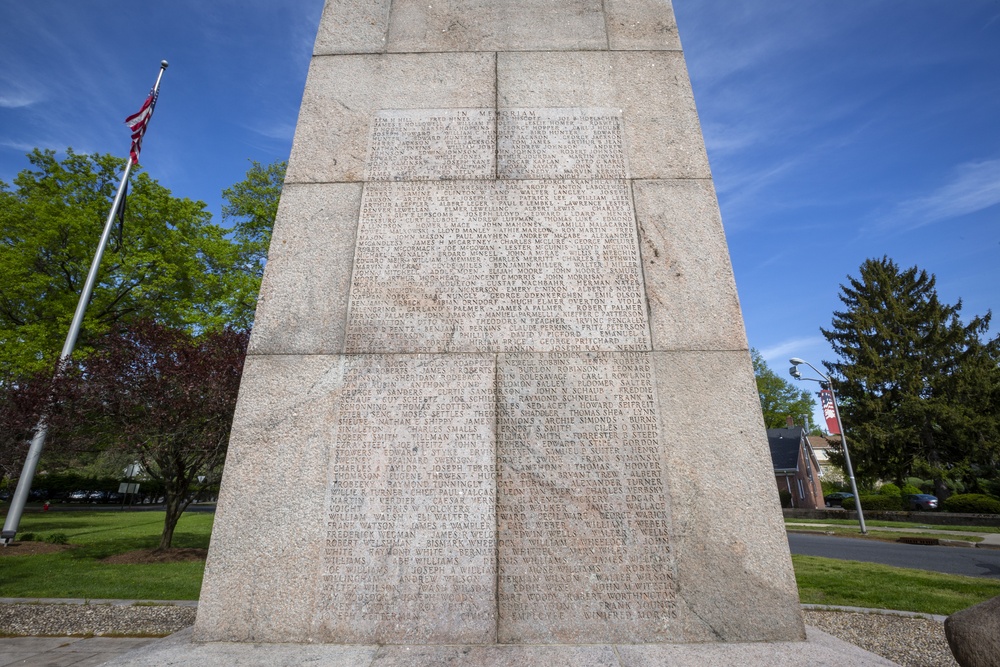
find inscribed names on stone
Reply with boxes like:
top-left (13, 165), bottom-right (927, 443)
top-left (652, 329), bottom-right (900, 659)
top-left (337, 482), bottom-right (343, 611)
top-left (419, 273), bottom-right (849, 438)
top-left (498, 108), bottom-right (628, 179)
top-left (313, 354), bottom-right (497, 644)
top-left (365, 109), bottom-right (495, 181)
top-left (344, 180), bottom-right (650, 353)
top-left (496, 352), bottom-right (678, 643)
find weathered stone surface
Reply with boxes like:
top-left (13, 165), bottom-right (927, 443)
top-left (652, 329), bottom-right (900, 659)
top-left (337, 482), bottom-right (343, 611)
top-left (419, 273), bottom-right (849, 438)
top-left (498, 51), bottom-right (711, 180)
top-left (286, 53), bottom-right (495, 183)
top-left (632, 179), bottom-right (749, 351)
top-left (650, 350), bottom-right (804, 642)
top-left (344, 180), bottom-right (650, 354)
top-left (107, 626), bottom-right (898, 666)
top-left (605, 0), bottom-right (681, 51)
top-left (248, 183), bottom-right (361, 356)
top-left (195, 355), bottom-right (339, 643)
top-left (945, 594), bottom-right (1000, 667)
top-left (198, 0), bottom-right (806, 650)
top-left (496, 352), bottom-right (678, 644)
top-left (386, 0), bottom-right (607, 53)
top-left (498, 108), bottom-right (629, 180)
top-left (313, 0), bottom-right (390, 55)
top-left (373, 643), bottom-right (620, 666)
top-left (365, 109), bottom-right (495, 181)
top-left (615, 627), bottom-right (897, 666)
top-left (312, 354), bottom-right (497, 644)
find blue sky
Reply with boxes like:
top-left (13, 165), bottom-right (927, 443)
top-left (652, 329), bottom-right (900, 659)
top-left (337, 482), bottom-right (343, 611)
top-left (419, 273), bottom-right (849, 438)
top-left (2, 2), bottom-right (998, 427)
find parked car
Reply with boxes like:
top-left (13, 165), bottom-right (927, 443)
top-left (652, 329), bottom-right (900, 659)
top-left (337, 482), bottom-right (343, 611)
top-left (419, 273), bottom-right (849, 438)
top-left (67, 490), bottom-right (90, 503)
top-left (824, 492), bottom-right (854, 507)
top-left (905, 493), bottom-right (939, 511)
top-left (87, 490), bottom-right (109, 503)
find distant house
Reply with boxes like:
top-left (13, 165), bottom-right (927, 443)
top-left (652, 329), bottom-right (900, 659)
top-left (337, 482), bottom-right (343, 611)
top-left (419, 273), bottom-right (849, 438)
top-left (768, 427), bottom-right (825, 509)
top-left (808, 435), bottom-right (844, 483)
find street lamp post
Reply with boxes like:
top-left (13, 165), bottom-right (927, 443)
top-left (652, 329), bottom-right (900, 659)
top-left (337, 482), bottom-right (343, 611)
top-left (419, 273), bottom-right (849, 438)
top-left (789, 357), bottom-right (867, 535)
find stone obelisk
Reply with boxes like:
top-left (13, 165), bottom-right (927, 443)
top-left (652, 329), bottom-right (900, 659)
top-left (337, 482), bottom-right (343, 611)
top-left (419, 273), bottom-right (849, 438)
top-left (195, 0), bottom-right (804, 646)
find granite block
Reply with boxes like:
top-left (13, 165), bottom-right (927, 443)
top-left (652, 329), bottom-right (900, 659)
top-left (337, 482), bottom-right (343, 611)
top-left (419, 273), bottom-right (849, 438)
top-left (248, 183), bottom-right (362, 356)
top-left (497, 108), bottom-right (629, 180)
top-left (386, 0), bottom-right (607, 53)
top-left (365, 109), bottom-right (496, 181)
top-left (372, 643), bottom-right (620, 666)
top-left (313, 0), bottom-right (390, 54)
top-left (102, 629), bottom-right (380, 667)
top-left (498, 51), bottom-right (711, 180)
top-left (650, 350), bottom-right (805, 642)
top-left (605, 0), bottom-right (681, 51)
top-left (311, 354), bottom-right (497, 644)
top-left (616, 627), bottom-right (897, 666)
top-left (496, 352), bottom-right (679, 644)
top-left (343, 180), bottom-right (651, 354)
top-left (632, 179), bottom-right (748, 351)
top-left (286, 52), bottom-right (495, 183)
top-left (194, 355), bottom-right (342, 643)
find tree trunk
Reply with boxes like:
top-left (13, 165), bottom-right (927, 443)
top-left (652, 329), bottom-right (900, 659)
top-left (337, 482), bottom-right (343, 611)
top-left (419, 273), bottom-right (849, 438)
top-left (157, 489), bottom-right (187, 552)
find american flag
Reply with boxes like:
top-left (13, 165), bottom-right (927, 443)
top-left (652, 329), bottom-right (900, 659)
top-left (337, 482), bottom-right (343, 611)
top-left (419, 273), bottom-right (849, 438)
top-left (125, 89), bottom-right (158, 164)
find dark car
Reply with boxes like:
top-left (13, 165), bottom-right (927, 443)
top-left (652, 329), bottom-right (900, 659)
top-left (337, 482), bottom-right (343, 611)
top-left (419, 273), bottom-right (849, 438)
top-left (67, 490), bottom-right (90, 503)
top-left (905, 494), bottom-right (938, 511)
top-left (824, 492), bottom-right (854, 507)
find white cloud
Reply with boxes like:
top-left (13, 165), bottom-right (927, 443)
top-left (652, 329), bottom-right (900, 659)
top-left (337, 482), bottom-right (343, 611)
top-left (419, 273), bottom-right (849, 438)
top-left (885, 158), bottom-right (1000, 229)
top-left (0, 94), bottom-right (41, 108)
top-left (758, 337), bottom-right (826, 366)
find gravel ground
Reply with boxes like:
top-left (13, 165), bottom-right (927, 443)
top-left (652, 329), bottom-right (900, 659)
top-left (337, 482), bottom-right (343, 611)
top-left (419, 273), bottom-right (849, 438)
top-left (0, 602), bottom-right (196, 637)
top-left (805, 610), bottom-right (957, 667)
top-left (0, 604), bottom-right (958, 666)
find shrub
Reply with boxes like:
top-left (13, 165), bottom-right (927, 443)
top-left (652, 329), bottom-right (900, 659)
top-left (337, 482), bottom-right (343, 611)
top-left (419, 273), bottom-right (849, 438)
top-left (19, 532), bottom-right (35, 542)
top-left (942, 494), bottom-right (1000, 515)
top-left (878, 483), bottom-right (902, 497)
top-left (901, 484), bottom-right (922, 496)
top-left (843, 495), bottom-right (905, 511)
top-left (779, 490), bottom-right (792, 508)
top-left (44, 532), bottom-right (68, 545)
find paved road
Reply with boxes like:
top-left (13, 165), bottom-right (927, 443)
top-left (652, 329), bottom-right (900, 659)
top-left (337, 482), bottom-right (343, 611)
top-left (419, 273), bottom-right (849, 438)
top-left (788, 532), bottom-right (1000, 579)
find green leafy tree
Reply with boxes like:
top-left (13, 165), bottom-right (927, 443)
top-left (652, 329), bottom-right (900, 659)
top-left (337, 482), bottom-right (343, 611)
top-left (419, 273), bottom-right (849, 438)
top-left (48, 320), bottom-right (249, 550)
top-left (821, 256), bottom-right (999, 495)
top-left (219, 159), bottom-right (285, 329)
top-left (0, 149), bottom-right (236, 377)
top-left (751, 348), bottom-right (817, 429)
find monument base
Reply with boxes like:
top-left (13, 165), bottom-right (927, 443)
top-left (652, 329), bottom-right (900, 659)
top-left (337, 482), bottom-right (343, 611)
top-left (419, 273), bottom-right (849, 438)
top-left (102, 626), bottom-right (897, 667)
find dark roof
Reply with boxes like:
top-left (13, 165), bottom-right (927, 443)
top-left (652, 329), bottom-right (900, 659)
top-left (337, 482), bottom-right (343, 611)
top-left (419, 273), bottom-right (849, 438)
top-left (767, 427), bottom-right (804, 472)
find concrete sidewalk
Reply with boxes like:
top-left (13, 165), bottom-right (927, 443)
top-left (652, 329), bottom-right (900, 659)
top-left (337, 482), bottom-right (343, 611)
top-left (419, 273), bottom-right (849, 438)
top-left (0, 636), bottom-right (158, 667)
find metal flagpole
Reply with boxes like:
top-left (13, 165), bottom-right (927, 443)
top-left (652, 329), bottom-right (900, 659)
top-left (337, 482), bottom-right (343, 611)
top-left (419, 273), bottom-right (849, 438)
top-left (1, 61), bottom-right (168, 545)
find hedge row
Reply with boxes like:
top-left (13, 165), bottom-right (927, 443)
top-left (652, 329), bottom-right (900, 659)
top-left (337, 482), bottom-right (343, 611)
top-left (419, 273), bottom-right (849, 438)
top-left (841, 493), bottom-right (1000, 514)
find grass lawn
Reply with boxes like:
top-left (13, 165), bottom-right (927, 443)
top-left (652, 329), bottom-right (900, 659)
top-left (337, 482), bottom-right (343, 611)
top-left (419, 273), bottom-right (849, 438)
top-left (794, 554), bottom-right (1000, 615)
top-left (786, 524), bottom-right (983, 543)
top-left (0, 510), bottom-right (211, 600)
top-left (3, 509), bottom-right (1000, 615)
top-left (786, 517), bottom-right (1000, 534)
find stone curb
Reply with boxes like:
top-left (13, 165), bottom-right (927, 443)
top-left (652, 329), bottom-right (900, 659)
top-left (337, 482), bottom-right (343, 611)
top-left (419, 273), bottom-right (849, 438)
top-left (801, 603), bottom-right (948, 622)
top-left (0, 597), bottom-right (198, 607)
top-left (0, 597), bottom-right (942, 619)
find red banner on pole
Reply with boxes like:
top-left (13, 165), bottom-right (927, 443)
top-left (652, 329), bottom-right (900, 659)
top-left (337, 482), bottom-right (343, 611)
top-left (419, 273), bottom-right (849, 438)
top-left (820, 389), bottom-right (841, 435)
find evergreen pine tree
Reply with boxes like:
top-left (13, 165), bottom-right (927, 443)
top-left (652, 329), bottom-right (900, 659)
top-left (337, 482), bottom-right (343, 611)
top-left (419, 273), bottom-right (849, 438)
top-left (821, 257), bottom-right (997, 494)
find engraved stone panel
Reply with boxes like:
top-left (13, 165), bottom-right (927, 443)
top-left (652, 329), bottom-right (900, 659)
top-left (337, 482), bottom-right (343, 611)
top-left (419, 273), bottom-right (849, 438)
top-left (496, 352), bottom-right (678, 643)
top-left (497, 51), bottom-right (711, 180)
top-left (312, 354), bottom-right (497, 644)
top-left (366, 109), bottom-right (496, 181)
top-left (498, 108), bottom-right (628, 180)
top-left (344, 180), bottom-right (651, 353)
top-left (286, 53), bottom-right (496, 184)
